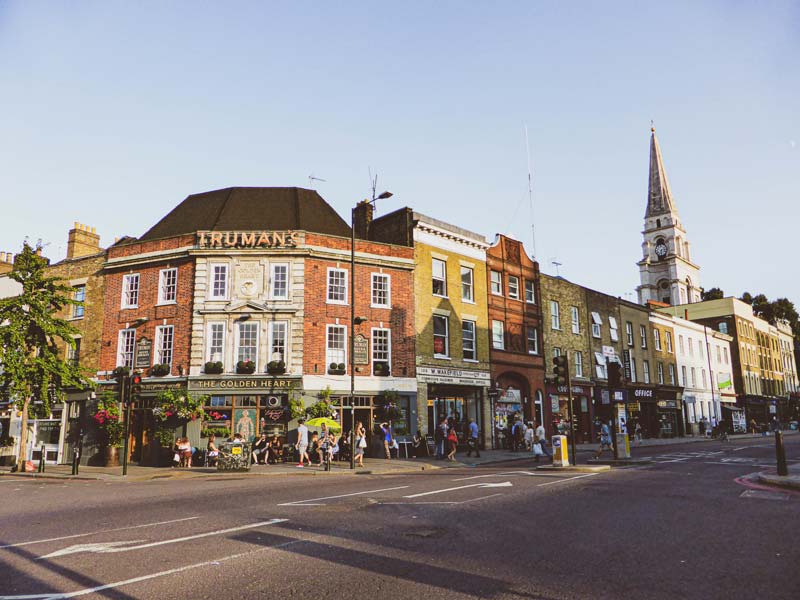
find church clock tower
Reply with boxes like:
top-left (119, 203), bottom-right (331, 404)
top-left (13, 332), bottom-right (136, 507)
top-left (636, 127), bottom-right (701, 306)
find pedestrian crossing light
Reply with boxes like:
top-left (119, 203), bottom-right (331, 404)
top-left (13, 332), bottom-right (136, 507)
top-left (553, 355), bottom-right (570, 387)
top-left (129, 372), bottom-right (142, 405)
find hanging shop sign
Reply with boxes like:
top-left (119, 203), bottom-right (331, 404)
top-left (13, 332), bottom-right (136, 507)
top-left (196, 230), bottom-right (300, 249)
top-left (135, 338), bottom-right (152, 369)
top-left (353, 334), bottom-right (369, 365)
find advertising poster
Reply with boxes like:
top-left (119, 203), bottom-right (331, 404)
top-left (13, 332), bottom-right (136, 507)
top-left (234, 408), bottom-right (256, 441)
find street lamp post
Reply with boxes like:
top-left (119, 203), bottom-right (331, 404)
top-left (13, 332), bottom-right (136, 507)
top-left (350, 190), bottom-right (392, 470)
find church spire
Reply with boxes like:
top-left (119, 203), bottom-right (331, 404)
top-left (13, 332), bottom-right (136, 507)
top-left (645, 126), bottom-right (676, 218)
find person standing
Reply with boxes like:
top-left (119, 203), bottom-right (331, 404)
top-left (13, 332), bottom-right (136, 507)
top-left (381, 422), bottom-right (392, 459)
top-left (593, 420), bottom-right (613, 459)
top-left (446, 424), bottom-right (458, 461)
top-left (466, 418), bottom-right (480, 457)
top-left (438, 416), bottom-right (449, 459)
top-left (354, 421), bottom-right (366, 467)
top-left (296, 418), bottom-right (310, 467)
top-left (534, 421), bottom-right (552, 460)
top-left (698, 417), bottom-right (706, 437)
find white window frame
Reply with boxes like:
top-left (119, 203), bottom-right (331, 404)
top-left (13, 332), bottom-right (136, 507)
top-left (643, 360), bottom-right (651, 384)
top-left (698, 340), bottom-right (704, 359)
top-left (630, 358), bottom-right (637, 383)
top-left (207, 322), bottom-right (226, 364)
top-left (571, 307), bottom-right (580, 335)
top-left (270, 263), bottom-right (290, 300)
top-left (492, 320), bottom-right (505, 350)
top-left (507, 275), bottom-right (519, 300)
top-left (551, 301), bottom-right (561, 330)
top-left (158, 268), bottom-right (178, 305)
top-left (574, 351), bottom-right (583, 378)
top-left (326, 268), bottom-right (348, 305)
top-left (121, 273), bottom-right (140, 309)
top-left (526, 326), bottom-right (539, 355)
top-left (490, 270), bottom-right (502, 296)
top-left (433, 314), bottom-right (450, 358)
top-left (209, 264), bottom-right (229, 300)
top-left (524, 279), bottom-right (535, 304)
top-left (640, 324), bottom-right (647, 349)
top-left (681, 365), bottom-right (687, 386)
top-left (657, 362), bottom-right (664, 384)
top-left (371, 328), bottom-right (391, 374)
top-left (371, 273), bottom-right (391, 308)
top-left (72, 285), bottom-right (86, 318)
top-left (691, 367), bottom-right (697, 387)
top-left (460, 267), bottom-right (474, 303)
top-left (326, 324), bottom-right (347, 370)
top-left (666, 331), bottom-right (673, 353)
top-left (591, 312), bottom-right (602, 339)
top-left (594, 352), bottom-right (607, 379)
top-left (669, 363), bottom-right (676, 385)
top-left (654, 329), bottom-right (662, 351)
top-left (117, 328), bottom-right (136, 369)
top-left (268, 320), bottom-right (288, 363)
top-left (236, 321), bottom-right (259, 365)
top-left (432, 259), bottom-right (447, 297)
top-left (626, 322), bottom-right (634, 346)
top-left (155, 325), bottom-right (174, 370)
top-left (462, 320), bottom-right (477, 361)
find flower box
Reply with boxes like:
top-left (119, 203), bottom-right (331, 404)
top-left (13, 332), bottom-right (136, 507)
top-left (327, 362), bottom-right (346, 375)
top-left (373, 362), bottom-right (390, 377)
top-left (236, 360), bottom-right (256, 375)
top-left (267, 360), bottom-right (286, 375)
top-left (204, 361), bottom-right (224, 375)
top-left (151, 363), bottom-right (171, 377)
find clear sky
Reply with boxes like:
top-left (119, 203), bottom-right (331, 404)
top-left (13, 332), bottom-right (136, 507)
top-left (1, 1), bottom-right (797, 303)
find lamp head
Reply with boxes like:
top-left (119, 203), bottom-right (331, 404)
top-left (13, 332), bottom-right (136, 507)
top-left (376, 191), bottom-right (393, 200)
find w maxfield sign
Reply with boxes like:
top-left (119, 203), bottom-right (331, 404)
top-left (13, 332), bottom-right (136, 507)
top-left (196, 230), bottom-right (300, 249)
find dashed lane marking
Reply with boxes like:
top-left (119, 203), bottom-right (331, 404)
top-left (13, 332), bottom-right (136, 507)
top-left (536, 473), bottom-right (598, 487)
top-left (277, 486), bottom-right (410, 506)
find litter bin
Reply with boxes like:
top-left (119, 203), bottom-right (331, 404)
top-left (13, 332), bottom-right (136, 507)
top-left (552, 435), bottom-right (569, 467)
top-left (616, 433), bottom-right (630, 459)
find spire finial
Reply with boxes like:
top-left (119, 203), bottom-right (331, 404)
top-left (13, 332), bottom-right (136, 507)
top-left (650, 119), bottom-right (655, 133)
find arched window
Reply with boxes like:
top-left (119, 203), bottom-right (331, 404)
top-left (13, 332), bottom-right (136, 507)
top-left (656, 218), bottom-right (661, 228)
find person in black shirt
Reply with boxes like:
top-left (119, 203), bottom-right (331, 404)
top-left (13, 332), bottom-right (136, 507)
top-left (251, 434), bottom-right (269, 464)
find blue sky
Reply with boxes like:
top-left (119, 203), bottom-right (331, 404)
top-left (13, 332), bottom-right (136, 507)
top-left (1, 1), bottom-right (797, 303)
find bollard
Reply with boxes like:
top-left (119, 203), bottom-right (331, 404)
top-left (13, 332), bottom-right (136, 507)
top-left (71, 446), bottom-right (80, 476)
top-left (775, 431), bottom-right (788, 476)
top-left (38, 443), bottom-right (46, 473)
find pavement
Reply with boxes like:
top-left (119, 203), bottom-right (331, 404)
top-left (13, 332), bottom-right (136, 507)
top-left (1, 435), bottom-right (798, 600)
top-left (2, 430), bottom-right (796, 483)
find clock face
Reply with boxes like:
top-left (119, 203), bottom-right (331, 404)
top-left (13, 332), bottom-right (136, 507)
top-left (655, 242), bottom-right (668, 259)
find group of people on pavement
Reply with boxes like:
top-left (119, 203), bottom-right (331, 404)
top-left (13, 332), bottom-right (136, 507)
top-left (294, 419), bottom-right (342, 468)
top-left (434, 415), bottom-right (473, 461)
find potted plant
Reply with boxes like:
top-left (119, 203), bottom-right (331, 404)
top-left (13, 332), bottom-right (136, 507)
top-left (373, 362), bottom-right (390, 376)
top-left (236, 360), bottom-right (256, 375)
top-left (327, 362), bottom-right (346, 375)
top-left (204, 361), bottom-right (224, 375)
top-left (151, 363), bottom-right (170, 377)
top-left (92, 392), bottom-right (125, 466)
top-left (267, 360), bottom-right (286, 375)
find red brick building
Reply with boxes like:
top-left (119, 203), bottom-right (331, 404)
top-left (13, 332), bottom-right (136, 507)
top-left (486, 235), bottom-right (546, 432)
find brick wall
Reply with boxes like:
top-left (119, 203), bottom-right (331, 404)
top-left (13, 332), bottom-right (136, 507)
top-left (100, 235), bottom-right (195, 375)
top-left (539, 274), bottom-right (593, 381)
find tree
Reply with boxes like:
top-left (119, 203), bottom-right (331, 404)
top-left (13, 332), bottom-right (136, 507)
top-left (0, 242), bottom-right (92, 471)
top-left (701, 287), bottom-right (725, 301)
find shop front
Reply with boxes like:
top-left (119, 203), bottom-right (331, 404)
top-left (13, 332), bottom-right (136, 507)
top-left (623, 386), bottom-right (660, 439)
top-left (741, 395), bottom-right (777, 428)
top-left (417, 366), bottom-right (490, 449)
top-left (547, 383), bottom-right (594, 443)
top-left (656, 388), bottom-right (684, 438)
top-left (721, 400), bottom-right (746, 433)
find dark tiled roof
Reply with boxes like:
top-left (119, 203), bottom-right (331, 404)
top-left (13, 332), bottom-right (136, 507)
top-left (139, 187), bottom-right (351, 240)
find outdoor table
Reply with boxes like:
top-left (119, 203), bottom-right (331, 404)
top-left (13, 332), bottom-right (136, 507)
top-left (397, 440), bottom-right (412, 459)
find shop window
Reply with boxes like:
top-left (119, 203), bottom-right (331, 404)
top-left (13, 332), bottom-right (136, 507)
top-left (433, 315), bottom-right (449, 357)
top-left (462, 320), bottom-right (476, 360)
top-left (371, 273), bottom-right (391, 308)
top-left (327, 268), bottom-right (348, 304)
top-left (389, 395), bottom-right (411, 436)
top-left (432, 259), bottom-right (447, 296)
top-left (158, 268), bottom-right (178, 304)
top-left (72, 285), bottom-right (85, 318)
top-left (121, 273), bottom-right (139, 308)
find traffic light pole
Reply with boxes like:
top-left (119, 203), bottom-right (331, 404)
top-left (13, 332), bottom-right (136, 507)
top-left (565, 369), bottom-right (577, 466)
top-left (122, 375), bottom-right (131, 476)
top-left (607, 358), bottom-right (619, 460)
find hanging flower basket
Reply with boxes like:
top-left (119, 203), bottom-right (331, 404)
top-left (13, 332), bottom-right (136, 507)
top-left (150, 363), bottom-right (171, 377)
top-left (236, 360), bottom-right (256, 375)
top-left (204, 361), bottom-right (224, 375)
top-left (267, 360), bottom-right (286, 375)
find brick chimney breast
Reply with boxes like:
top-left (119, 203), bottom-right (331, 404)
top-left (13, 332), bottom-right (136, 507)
top-left (352, 200), bottom-right (374, 240)
top-left (67, 222), bottom-right (101, 259)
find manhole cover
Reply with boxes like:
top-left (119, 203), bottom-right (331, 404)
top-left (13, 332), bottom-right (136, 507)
top-left (740, 490), bottom-right (790, 501)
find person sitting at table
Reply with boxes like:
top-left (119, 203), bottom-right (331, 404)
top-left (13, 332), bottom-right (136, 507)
top-left (207, 434), bottom-right (220, 466)
top-left (412, 433), bottom-right (427, 458)
top-left (268, 435), bottom-right (283, 464)
top-left (251, 433), bottom-right (269, 465)
top-left (309, 432), bottom-right (322, 465)
top-left (326, 431), bottom-right (339, 463)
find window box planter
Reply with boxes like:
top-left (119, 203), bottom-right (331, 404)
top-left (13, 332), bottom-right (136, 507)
top-left (150, 363), bottom-right (171, 377)
top-left (204, 361), bottom-right (224, 375)
top-left (267, 360), bottom-right (286, 375)
top-left (327, 362), bottom-right (346, 376)
top-left (236, 360), bottom-right (256, 375)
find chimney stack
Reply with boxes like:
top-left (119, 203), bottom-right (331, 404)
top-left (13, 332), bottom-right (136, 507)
top-left (352, 200), bottom-right (374, 240)
top-left (0, 252), bottom-right (13, 275)
top-left (67, 222), bottom-right (101, 259)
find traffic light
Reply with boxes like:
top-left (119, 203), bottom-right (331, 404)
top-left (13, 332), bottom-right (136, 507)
top-left (553, 355), bottom-right (570, 387)
top-left (608, 361), bottom-right (623, 388)
top-left (129, 372), bottom-right (142, 405)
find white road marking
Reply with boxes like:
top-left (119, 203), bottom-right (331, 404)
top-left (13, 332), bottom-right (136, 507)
top-left (704, 462), bottom-right (776, 468)
top-left (278, 486), bottom-right (409, 506)
top-left (0, 517), bottom-right (200, 550)
top-left (0, 538), bottom-right (308, 600)
top-left (452, 470), bottom-right (545, 481)
top-left (40, 519), bottom-right (287, 559)
top-left (382, 493), bottom-right (506, 505)
top-left (536, 473), bottom-right (597, 487)
top-left (39, 541), bottom-right (146, 559)
top-left (403, 481), bottom-right (512, 499)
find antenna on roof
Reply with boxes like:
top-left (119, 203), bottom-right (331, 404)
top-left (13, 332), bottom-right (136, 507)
top-left (551, 260), bottom-right (562, 277)
top-left (308, 174), bottom-right (326, 189)
top-left (525, 124), bottom-right (537, 260)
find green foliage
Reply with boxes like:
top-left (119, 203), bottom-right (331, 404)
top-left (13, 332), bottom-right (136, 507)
top-left (306, 399), bottom-right (332, 419)
top-left (153, 425), bottom-right (175, 447)
top-left (201, 426), bottom-right (229, 439)
top-left (236, 360), bottom-right (256, 374)
top-left (0, 242), bottom-right (92, 418)
top-left (288, 397), bottom-right (306, 420)
top-left (204, 361), bottom-right (223, 374)
top-left (701, 287), bottom-right (725, 301)
top-left (150, 363), bottom-right (170, 377)
top-left (92, 391), bottom-right (125, 447)
top-left (152, 388), bottom-right (207, 422)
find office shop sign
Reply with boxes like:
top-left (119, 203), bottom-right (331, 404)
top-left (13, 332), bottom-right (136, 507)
top-left (196, 230), bottom-right (301, 249)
